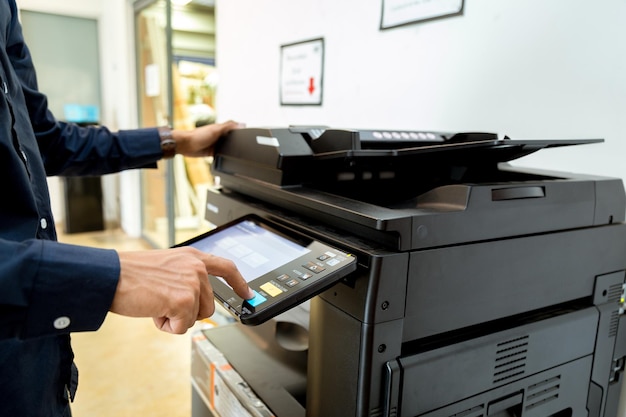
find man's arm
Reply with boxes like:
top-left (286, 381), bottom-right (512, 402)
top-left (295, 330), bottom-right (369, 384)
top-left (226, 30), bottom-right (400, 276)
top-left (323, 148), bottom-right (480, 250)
top-left (0, 239), bottom-right (254, 340)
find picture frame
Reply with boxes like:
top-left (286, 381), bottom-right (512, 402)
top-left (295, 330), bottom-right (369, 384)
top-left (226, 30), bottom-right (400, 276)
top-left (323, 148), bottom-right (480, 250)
top-left (280, 38), bottom-right (324, 106)
top-left (380, 0), bottom-right (464, 30)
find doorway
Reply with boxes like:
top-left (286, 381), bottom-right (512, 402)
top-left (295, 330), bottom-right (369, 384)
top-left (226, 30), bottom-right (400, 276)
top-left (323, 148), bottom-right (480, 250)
top-left (134, 0), bottom-right (217, 248)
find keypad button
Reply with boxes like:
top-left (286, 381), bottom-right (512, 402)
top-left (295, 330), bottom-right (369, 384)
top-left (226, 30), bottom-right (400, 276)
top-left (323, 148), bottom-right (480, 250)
top-left (276, 274), bottom-right (290, 282)
top-left (246, 291), bottom-right (267, 307)
top-left (303, 262), bottom-right (325, 273)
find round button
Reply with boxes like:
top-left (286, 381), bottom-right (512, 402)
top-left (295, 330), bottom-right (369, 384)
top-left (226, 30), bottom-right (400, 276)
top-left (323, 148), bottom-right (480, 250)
top-left (53, 316), bottom-right (71, 330)
top-left (40, 218), bottom-right (48, 229)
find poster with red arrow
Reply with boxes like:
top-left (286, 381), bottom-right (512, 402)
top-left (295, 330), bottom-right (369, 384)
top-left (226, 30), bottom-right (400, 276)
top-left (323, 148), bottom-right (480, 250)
top-left (280, 38), bottom-right (324, 105)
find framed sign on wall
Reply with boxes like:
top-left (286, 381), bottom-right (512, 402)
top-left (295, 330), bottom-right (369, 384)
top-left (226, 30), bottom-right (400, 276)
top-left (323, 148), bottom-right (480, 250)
top-left (380, 0), bottom-right (464, 30)
top-left (280, 38), bottom-right (324, 106)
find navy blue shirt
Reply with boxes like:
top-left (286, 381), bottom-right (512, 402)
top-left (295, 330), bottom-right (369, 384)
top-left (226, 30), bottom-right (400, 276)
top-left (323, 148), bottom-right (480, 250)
top-left (1, 1), bottom-right (165, 414)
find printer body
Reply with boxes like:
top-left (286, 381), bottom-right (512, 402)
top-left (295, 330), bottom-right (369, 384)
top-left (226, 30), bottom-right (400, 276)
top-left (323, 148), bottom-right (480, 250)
top-left (193, 127), bottom-right (626, 417)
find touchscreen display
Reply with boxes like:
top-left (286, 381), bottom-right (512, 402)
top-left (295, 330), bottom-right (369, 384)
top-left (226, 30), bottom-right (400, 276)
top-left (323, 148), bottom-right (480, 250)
top-left (178, 214), bottom-right (357, 325)
top-left (188, 219), bottom-right (311, 284)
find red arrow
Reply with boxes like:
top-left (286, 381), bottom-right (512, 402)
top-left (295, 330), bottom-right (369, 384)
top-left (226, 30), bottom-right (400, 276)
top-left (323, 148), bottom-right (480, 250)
top-left (308, 77), bottom-right (315, 94)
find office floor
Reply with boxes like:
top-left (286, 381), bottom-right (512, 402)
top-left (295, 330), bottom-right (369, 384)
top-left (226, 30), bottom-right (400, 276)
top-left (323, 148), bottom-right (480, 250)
top-left (57, 228), bottom-right (193, 417)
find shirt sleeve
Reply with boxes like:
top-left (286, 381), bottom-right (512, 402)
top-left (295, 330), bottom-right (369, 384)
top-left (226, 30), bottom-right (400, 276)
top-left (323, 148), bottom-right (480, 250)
top-left (36, 123), bottom-right (163, 177)
top-left (5, 1), bottom-right (163, 176)
top-left (0, 238), bottom-right (120, 340)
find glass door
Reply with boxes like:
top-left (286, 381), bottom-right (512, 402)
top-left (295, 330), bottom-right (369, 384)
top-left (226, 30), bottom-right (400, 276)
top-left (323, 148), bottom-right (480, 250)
top-left (135, 0), bottom-right (216, 248)
top-left (135, 0), bottom-right (171, 248)
top-left (170, 0), bottom-right (217, 245)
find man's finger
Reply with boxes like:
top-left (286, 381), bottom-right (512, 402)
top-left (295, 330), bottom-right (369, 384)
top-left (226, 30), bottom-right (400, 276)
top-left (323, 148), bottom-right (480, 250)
top-left (201, 253), bottom-right (254, 299)
top-left (197, 288), bottom-right (216, 319)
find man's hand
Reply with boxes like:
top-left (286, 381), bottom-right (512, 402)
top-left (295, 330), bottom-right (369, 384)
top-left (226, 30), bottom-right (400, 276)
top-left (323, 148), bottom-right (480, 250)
top-left (172, 120), bottom-right (244, 158)
top-left (111, 247), bottom-right (253, 334)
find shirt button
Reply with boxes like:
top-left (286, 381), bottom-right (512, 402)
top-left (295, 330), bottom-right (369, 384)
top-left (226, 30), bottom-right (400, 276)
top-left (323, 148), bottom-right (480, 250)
top-left (40, 218), bottom-right (48, 229)
top-left (53, 316), bottom-right (71, 329)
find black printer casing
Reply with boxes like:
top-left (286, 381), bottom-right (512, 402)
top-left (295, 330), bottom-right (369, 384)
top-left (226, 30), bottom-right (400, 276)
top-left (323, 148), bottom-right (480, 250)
top-left (195, 127), bottom-right (626, 417)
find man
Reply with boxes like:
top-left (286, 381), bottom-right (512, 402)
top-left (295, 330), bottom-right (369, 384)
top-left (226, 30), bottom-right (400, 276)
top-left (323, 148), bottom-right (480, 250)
top-left (0, 1), bottom-right (254, 415)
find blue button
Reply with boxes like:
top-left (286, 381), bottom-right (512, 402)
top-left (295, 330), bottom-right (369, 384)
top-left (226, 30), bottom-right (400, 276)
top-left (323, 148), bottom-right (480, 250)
top-left (247, 291), bottom-right (267, 307)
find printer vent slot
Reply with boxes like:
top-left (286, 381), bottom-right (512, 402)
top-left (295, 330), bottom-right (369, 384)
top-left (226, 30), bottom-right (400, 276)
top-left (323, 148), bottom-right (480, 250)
top-left (607, 283), bottom-right (623, 303)
top-left (448, 404), bottom-right (485, 417)
top-left (609, 310), bottom-right (620, 338)
top-left (369, 406), bottom-right (384, 417)
top-left (493, 335), bottom-right (528, 383)
top-left (525, 375), bottom-right (561, 411)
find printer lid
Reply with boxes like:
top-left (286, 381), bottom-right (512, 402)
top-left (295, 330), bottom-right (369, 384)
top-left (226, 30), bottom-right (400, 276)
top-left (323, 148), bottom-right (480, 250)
top-left (213, 126), bottom-right (602, 190)
top-left (211, 127), bottom-right (620, 251)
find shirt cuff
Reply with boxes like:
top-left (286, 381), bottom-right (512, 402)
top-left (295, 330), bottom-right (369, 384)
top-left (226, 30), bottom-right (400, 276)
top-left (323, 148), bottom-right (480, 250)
top-left (20, 241), bottom-right (120, 339)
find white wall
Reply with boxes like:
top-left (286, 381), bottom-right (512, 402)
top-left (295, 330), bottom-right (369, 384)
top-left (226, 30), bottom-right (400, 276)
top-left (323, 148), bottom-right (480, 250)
top-left (16, 0), bottom-right (142, 236)
top-left (16, 0), bottom-right (102, 18)
top-left (215, 0), bottom-right (626, 181)
top-left (98, 0), bottom-right (143, 237)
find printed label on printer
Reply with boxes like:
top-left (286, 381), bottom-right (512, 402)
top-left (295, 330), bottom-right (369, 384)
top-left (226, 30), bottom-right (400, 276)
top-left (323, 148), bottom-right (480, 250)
top-left (256, 136), bottom-right (280, 147)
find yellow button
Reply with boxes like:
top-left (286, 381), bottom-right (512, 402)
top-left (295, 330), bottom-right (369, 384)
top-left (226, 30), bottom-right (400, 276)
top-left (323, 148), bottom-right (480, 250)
top-left (260, 282), bottom-right (283, 297)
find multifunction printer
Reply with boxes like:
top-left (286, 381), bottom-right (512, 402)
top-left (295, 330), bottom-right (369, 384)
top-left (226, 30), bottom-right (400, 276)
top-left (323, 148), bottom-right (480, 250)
top-left (191, 127), bottom-right (626, 417)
